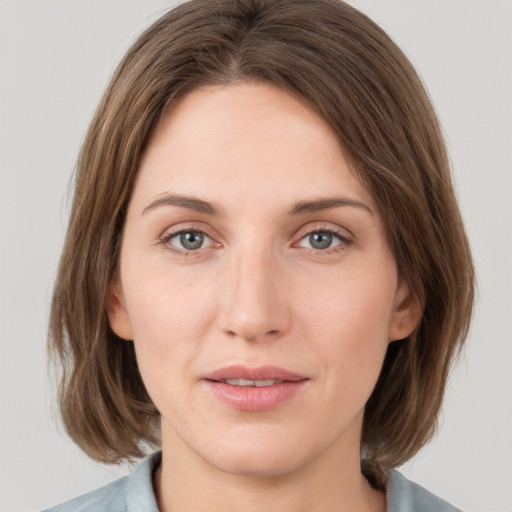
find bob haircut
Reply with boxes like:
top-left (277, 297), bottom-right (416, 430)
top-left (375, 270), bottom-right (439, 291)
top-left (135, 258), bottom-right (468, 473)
top-left (49, 0), bottom-right (474, 470)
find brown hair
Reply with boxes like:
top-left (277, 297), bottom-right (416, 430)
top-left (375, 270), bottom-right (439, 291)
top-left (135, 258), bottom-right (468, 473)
top-left (49, 0), bottom-right (474, 469)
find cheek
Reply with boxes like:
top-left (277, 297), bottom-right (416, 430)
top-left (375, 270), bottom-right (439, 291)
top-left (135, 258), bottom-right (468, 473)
top-left (297, 268), bottom-right (396, 383)
top-left (121, 262), bottom-right (218, 386)
top-left (299, 265), bottom-right (396, 337)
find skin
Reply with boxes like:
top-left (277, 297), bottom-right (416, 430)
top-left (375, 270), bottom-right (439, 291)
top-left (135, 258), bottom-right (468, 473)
top-left (108, 82), bottom-right (420, 512)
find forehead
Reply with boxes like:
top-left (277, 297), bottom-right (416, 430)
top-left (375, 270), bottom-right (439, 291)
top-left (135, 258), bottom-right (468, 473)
top-left (134, 81), bottom-right (375, 212)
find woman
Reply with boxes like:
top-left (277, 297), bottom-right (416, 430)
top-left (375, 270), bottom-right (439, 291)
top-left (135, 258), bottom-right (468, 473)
top-left (45, 0), bottom-right (474, 510)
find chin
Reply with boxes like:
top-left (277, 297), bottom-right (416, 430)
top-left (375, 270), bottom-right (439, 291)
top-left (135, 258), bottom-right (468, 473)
top-left (203, 433), bottom-right (314, 479)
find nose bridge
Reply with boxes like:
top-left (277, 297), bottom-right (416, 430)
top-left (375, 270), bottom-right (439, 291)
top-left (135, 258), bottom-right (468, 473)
top-left (220, 242), bottom-right (289, 342)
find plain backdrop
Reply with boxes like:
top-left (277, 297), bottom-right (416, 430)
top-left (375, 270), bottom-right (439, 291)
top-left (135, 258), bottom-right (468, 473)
top-left (1, 1), bottom-right (511, 511)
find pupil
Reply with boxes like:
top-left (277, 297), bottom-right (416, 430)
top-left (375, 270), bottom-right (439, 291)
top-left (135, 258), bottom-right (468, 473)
top-left (310, 232), bottom-right (332, 250)
top-left (180, 232), bottom-right (204, 250)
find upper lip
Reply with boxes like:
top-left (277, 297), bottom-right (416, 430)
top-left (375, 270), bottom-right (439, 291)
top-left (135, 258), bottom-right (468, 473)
top-left (203, 365), bottom-right (308, 382)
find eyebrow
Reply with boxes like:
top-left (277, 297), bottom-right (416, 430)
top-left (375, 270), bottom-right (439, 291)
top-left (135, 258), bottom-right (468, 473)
top-left (287, 197), bottom-right (374, 216)
top-left (142, 194), bottom-right (373, 217)
top-left (142, 194), bottom-right (218, 215)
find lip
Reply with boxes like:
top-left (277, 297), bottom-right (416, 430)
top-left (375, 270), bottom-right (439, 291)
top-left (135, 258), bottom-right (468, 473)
top-left (203, 365), bottom-right (307, 382)
top-left (202, 365), bottom-right (309, 412)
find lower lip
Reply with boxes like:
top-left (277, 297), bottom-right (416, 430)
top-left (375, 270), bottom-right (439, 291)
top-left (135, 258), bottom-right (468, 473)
top-left (204, 380), bottom-right (308, 412)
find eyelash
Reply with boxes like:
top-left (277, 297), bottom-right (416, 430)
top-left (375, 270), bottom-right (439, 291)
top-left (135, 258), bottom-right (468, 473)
top-left (295, 226), bottom-right (353, 254)
top-left (159, 227), bottom-right (216, 257)
top-left (159, 225), bottom-right (353, 256)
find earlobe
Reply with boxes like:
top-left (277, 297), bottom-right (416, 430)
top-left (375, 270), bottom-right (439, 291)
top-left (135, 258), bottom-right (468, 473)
top-left (389, 280), bottom-right (422, 342)
top-left (107, 281), bottom-right (134, 340)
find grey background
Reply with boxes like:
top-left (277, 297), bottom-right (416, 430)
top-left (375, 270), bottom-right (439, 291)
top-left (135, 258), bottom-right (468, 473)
top-left (1, 1), bottom-right (511, 511)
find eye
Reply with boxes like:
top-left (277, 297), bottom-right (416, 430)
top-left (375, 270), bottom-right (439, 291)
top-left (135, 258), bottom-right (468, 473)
top-left (296, 230), bottom-right (350, 251)
top-left (165, 230), bottom-right (213, 252)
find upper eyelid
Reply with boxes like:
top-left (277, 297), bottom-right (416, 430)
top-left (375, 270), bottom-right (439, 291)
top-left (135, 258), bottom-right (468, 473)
top-left (161, 228), bottom-right (217, 255)
top-left (300, 226), bottom-right (348, 237)
top-left (294, 223), bottom-right (354, 241)
top-left (164, 229), bottom-right (212, 242)
top-left (162, 231), bottom-right (215, 252)
top-left (164, 227), bottom-right (211, 237)
top-left (295, 231), bottom-right (352, 249)
top-left (160, 223), bottom-right (216, 240)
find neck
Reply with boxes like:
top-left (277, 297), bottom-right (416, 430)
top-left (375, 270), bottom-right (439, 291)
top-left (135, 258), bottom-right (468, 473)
top-left (154, 430), bottom-right (385, 512)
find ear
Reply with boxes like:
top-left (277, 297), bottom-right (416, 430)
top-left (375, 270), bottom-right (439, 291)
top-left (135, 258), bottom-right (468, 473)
top-left (388, 279), bottom-right (422, 342)
top-left (107, 280), bottom-right (133, 340)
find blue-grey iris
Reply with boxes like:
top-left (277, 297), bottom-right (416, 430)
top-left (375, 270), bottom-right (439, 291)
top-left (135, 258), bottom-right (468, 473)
top-left (309, 232), bottom-right (333, 250)
top-left (180, 232), bottom-right (204, 250)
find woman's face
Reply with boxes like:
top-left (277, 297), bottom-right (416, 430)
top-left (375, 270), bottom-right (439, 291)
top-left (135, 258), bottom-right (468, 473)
top-left (109, 82), bottom-right (418, 478)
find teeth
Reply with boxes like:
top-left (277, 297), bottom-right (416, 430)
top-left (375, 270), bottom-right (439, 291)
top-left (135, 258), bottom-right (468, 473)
top-left (225, 378), bottom-right (254, 386)
top-left (255, 379), bottom-right (281, 387)
top-left (224, 378), bottom-right (281, 387)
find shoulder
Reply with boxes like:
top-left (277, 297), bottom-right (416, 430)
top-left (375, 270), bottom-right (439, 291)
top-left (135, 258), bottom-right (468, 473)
top-left (386, 469), bottom-right (463, 512)
top-left (41, 476), bottom-right (128, 512)
top-left (41, 452), bottom-right (161, 512)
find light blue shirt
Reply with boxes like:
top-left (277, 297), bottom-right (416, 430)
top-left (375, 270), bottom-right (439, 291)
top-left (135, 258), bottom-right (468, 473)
top-left (42, 452), bottom-right (462, 511)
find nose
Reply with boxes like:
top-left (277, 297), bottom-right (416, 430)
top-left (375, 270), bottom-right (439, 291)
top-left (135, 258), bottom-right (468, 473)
top-left (218, 248), bottom-right (291, 343)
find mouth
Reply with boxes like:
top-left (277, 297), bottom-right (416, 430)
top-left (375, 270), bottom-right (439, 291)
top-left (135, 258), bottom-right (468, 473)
top-left (202, 365), bottom-right (309, 411)
top-left (203, 364), bottom-right (307, 383)
top-left (220, 378), bottom-right (284, 387)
